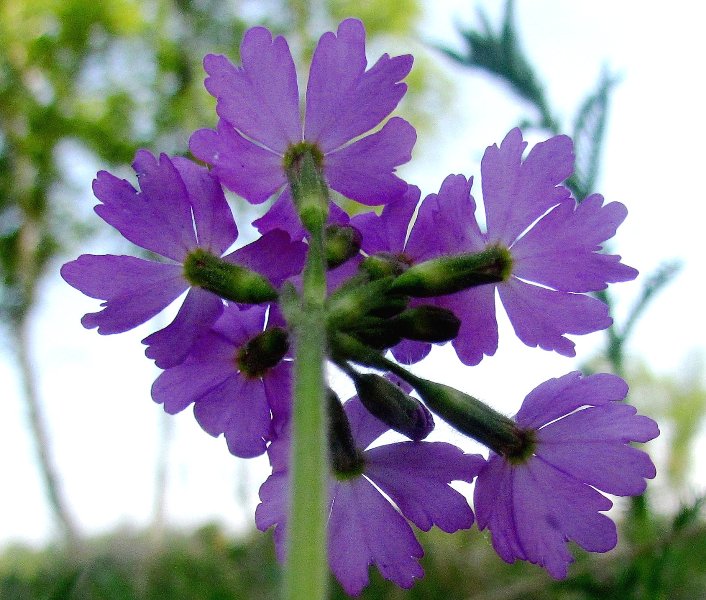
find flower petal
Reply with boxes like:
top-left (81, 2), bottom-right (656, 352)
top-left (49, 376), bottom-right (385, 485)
top-left (515, 371), bottom-right (628, 429)
top-left (255, 471), bottom-right (289, 562)
top-left (537, 404), bottom-right (658, 495)
top-left (343, 396), bottom-right (390, 450)
top-left (143, 286), bottom-right (224, 369)
top-left (482, 129), bottom-right (573, 245)
top-left (407, 174), bottom-right (485, 259)
top-left (251, 188), bottom-right (350, 239)
top-left (225, 229), bottom-right (306, 286)
top-left (61, 254), bottom-right (187, 334)
top-left (92, 151), bottom-right (197, 261)
top-left (391, 339), bottom-right (432, 365)
top-left (511, 195), bottom-right (638, 292)
top-left (150, 332), bottom-right (234, 414)
top-left (328, 477), bottom-right (423, 596)
top-left (305, 18), bottom-right (413, 152)
top-left (171, 156), bottom-right (238, 255)
top-left (499, 278), bottom-right (612, 357)
top-left (189, 121), bottom-right (287, 205)
top-left (365, 441), bottom-right (483, 532)
top-left (264, 361), bottom-right (293, 438)
top-left (437, 286), bottom-right (499, 366)
top-left (193, 375), bottom-right (271, 458)
top-left (351, 185), bottom-right (420, 255)
top-left (324, 117), bottom-right (415, 205)
top-left (202, 28), bottom-right (300, 153)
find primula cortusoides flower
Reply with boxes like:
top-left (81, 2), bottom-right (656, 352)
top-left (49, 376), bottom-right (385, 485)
top-left (256, 396), bottom-right (484, 596)
top-left (61, 151), bottom-right (306, 368)
top-left (474, 371), bottom-right (659, 578)
top-left (151, 304), bottom-right (292, 458)
top-left (189, 18), bottom-right (416, 238)
top-left (375, 128), bottom-right (638, 365)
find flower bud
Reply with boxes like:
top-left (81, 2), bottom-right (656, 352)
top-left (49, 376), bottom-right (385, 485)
top-left (183, 248), bottom-right (278, 303)
top-left (390, 305), bottom-right (460, 342)
top-left (325, 224), bottom-right (362, 269)
top-left (389, 245), bottom-right (513, 297)
top-left (352, 326), bottom-right (403, 351)
top-left (236, 327), bottom-right (289, 378)
top-left (353, 373), bottom-right (434, 441)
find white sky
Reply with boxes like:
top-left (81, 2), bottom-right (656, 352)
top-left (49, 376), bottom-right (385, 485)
top-left (2, 0), bottom-right (705, 547)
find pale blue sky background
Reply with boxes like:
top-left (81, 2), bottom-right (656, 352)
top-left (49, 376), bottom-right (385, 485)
top-left (2, 1), bottom-right (705, 546)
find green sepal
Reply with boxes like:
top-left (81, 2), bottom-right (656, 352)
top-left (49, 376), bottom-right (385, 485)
top-left (325, 224), bottom-right (362, 269)
top-left (360, 251), bottom-right (411, 280)
top-left (183, 248), bottom-right (278, 303)
top-left (327, 389), bottom-right (365, 479)
top-left (236, 327), bottom-right (289, 378)
top-left (389, 245), bottom-right (513, 297)
top-left (284, 142), bottom-right (329, 235)
top-left (390, 305), bottom-right (460, 342)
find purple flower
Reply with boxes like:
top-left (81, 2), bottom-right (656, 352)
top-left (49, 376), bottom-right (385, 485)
top-left (474, 372), bottom-right (659, 578)
top-left (151, 304), bottom-right (292, 458)
top-left (189, 18), bottom-right (416, 238)
top-left (256, 395), bottom-right (484, 595)
top-left (397, 129), bottom-right (637, 365)
top-left (61, 151), bottom-right (305, 369)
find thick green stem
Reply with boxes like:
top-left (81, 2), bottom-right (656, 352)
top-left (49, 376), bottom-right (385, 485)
top-left (285, 209), bottom-right (328, 598)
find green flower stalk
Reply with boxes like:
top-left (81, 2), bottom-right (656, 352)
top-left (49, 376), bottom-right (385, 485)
top-left (284, 146), bottom-right (330, 600)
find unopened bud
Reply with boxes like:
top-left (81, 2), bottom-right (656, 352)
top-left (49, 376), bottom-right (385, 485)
top-left (390, 305), bottom-right (460, 342)
top-left (325, 224), bottom-right (362, 269)
top-left (353, 373), bottom-right (434, 441)
top-left (353, 326), bottom-right (403, 351)
top-left (389, 245), bottom-right (513, 297)
top-left (183, 248), bottom-right (278, 303)
top-left (236, 327), bottom-right (289, 378)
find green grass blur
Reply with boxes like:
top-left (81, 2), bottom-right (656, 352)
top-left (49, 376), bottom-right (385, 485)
top-left (3, 508), bottom-right (706, 600)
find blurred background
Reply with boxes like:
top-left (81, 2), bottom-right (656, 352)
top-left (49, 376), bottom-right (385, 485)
top-left (2, 0), bottom-right (705, 597)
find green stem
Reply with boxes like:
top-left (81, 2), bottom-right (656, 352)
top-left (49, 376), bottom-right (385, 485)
top-left (286, 220), bottom-right (328, 599)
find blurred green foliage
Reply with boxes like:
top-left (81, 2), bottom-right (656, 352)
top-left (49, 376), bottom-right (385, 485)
top-left (2, 517), bottom-right (706, 600)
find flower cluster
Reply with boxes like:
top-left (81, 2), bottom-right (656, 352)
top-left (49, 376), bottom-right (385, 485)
top-left (62, 18), bottom-right (658, 597)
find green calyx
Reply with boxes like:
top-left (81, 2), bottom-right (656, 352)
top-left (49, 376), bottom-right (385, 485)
top-left (389, 244), bottom-right (514, 297)
top-left (235, 327), bottom-right (289, 379)
top-left (183, 248), bottom-right (278, 303)
top-left (360, 252), bottom-right (413, 280)
top-left (283, 141), bottom-right (325, 173)
top-left (327, 389), bottom-right (366, 479)
top-left (325, 224), bottom-right (362, 269)
top-left (284, 142), bottom-right (329, 234)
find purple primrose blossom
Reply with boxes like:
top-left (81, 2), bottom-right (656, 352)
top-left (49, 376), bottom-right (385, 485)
top-left (256, 395), bottom-right (484, 595)
top-left (189, 18), bottom-right (416, 238)
top-left (152, 303), bottom-right (292, 458)
top-left (383, 128), bottom-right (638, 365)
top-left (60, 151), bottom-right (305, 369)
top-left (474, 371), bottom-right (659, 578)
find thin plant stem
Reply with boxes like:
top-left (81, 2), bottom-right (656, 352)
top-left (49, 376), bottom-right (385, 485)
top-left (285, 226), bottom-right (329, 600)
